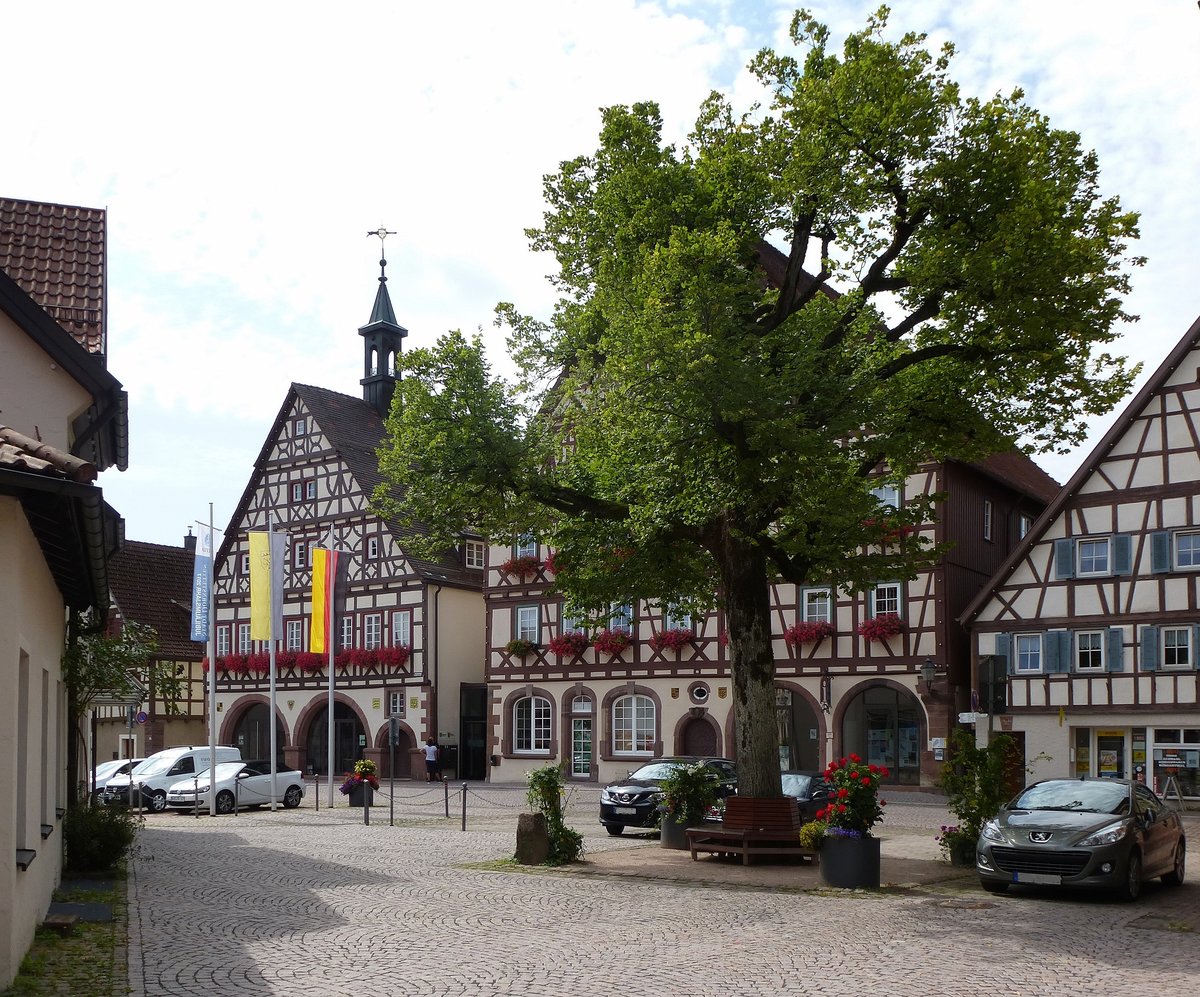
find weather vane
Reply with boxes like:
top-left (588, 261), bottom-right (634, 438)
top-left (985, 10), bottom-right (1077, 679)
top-left (367, 225), bottom-right (397, 279)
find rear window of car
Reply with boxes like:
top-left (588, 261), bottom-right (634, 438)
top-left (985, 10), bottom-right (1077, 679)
top-left (1012, 780), bottom-right (1129, 814)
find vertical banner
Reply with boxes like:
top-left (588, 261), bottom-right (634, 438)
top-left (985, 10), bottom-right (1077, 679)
top-left (190, 525), bottom-right (213, 642)
top-left (249, 530), bottom-right (286, 640)
top-left (310, 545), bottom-right (349, 653)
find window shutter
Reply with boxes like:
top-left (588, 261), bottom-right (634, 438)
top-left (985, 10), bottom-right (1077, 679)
top-left (1113, 534), bottom-right (1133, 575)
top-left (1045, 631), bottom-right (1070, 673)
top-left (995, 632), bottom-right (1011, 675)
top-left (1193, 625), bottom-right (1200, 671)
top-left (1054, 539), bottom-right (1075, 580)
top-left (1150, 532), bottom-right (1171, 574)
top-left (1140, 626), bottom-right (1159, 672)
top-left (1106, 628), bottom-right (1124, 672)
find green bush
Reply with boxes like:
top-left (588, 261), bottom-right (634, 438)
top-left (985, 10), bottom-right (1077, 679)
top-left (63, 804), bottom-right (140, 873)
top-left (525, 763), bottom-right (584, 865)
top-left (658, 762), bottom-right (720, 826)
top-left (936, 728), bottom-right (1018, 843)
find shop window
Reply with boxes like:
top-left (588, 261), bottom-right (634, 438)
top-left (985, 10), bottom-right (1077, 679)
top-left (611, 694), bottom-right (655, 755)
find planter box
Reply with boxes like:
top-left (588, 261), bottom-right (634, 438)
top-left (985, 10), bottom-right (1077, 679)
top-left (661, 814), bottom-right (690, 850)
top-left (346, 784), bottom-right (374, 808)
top-left (820, 835), bottom-right (881, 889)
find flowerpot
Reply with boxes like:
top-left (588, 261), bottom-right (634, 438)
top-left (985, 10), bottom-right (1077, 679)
top-left (949, 840), bottom-right (977, 867)
top-left (820, 835), bottom-right (882, 889)
top-left (347, 783), bottom-right (374, 808)
top-left (660, 813), bottom-right (690, 850)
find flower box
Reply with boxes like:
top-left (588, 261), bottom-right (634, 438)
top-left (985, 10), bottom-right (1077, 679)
top-left (547, 631), bottom-right (589, 657)
top-left (784, 621), bottom-right (836, 646)
top-left (857, 614), bottom-right (904, 641)
top-left (592, 628), bottom-right (631, 656)
top-left (499, 554), bottom-right (543, 579)
top-left (647, 627), bottom-right (694, 653)
top-left (505, 638), bottom-right (537, 657)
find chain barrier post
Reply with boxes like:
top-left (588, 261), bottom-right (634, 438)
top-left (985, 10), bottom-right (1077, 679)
top-left (444, 778), bottom-right (450, 818)
top-left (390, 716), bottom-right (398, 828)
top-left (193, 775), bottom-right (200, 819)
top-left (461, 782), bottom-right (467, 831)
top-left (313, 773), bottom-right (319, 812)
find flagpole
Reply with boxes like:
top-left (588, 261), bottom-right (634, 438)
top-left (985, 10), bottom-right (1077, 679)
top-left (207, 504), bottom-right (217, 817)
top-left (326, 525), bottom-right (336, 809)
top-left (268, 509), bottom-right (279, 812)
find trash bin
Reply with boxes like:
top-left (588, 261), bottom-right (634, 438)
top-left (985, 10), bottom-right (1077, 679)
top-left (439, 744), bottom-right (458, 780)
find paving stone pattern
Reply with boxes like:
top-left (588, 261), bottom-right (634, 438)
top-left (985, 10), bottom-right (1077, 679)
top-left (128, 785), bottom-right (1200, 996)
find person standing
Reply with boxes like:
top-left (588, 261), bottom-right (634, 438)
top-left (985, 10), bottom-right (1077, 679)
top-left (423, 737), bottom-right (439, 783)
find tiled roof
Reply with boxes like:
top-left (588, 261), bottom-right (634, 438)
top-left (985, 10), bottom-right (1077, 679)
top-left (0, 197), bottom-right (106, 356)
top-left (971, 451), bottom-right (1060, 505)
top-left (0, 424), bottom-right (96, 482)
top-left (109, 540), bottom-right (202, 660)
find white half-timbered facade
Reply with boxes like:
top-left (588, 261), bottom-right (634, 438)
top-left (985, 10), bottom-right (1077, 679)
top-left (965, 314), bottom-right (1200, 799)
top-left (486, 454), bottom-right (1056, 788)
top-left (213, 266), bottom-right (486, 781)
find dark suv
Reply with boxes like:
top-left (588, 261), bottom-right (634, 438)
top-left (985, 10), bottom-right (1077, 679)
top-left (599, 757), bottom-right (736, 835)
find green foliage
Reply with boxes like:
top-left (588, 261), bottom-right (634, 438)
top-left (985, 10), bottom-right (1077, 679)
top-left (62, 609), bottom-right (165, 716)
top-left (62, 805), bottom-right (140, 873)
top-left (375, 8), bottom-right (1139, 798)
top-left (524, 763), bottom-right (584, 865)
top-left (658, 762), bottom-right (720, 826)
top-left (798, 820), bottom-right (828, 850)
top-left (936, 727), bottom-right (1018, 842)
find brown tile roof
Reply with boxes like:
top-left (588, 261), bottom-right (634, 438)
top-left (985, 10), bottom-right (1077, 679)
top-left (970, 451), bottom-right (1061, 505)
top-left (0, 197), bottom-right (106, 356)
top-left (109, 540), bottom-right (202, 660)
top-left (0, 424), bottom-right (96, 482)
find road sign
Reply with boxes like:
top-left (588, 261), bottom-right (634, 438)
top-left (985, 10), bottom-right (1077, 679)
top-left (135, 710), bottom-right (148, 725)
top-left (958, 712), bottom-right (984, 724)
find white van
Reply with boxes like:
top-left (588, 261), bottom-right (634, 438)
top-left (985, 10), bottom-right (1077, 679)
top-left (103, 745), bottom-right (241, 811)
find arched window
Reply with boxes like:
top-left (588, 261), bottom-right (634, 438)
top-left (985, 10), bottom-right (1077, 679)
top-left (611, 694), bottom-right (655, 755)
top-left (514, 696), bottom-right (552, 753)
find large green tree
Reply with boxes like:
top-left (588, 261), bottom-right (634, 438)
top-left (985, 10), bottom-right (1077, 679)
top-left (375, 8), bottom-right (1140, 797)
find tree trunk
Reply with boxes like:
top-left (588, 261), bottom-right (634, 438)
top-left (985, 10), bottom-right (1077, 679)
top-left (712, 517), bottom-right (782, 799)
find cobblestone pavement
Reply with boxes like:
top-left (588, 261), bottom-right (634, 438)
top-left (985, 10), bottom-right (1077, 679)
top-left (128, 783), bottom-right (1200, 996)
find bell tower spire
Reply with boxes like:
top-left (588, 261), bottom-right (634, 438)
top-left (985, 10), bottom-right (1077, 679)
top-left (359, 226), bottom-right (408, 417)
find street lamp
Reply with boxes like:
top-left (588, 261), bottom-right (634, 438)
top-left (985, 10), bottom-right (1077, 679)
top-left (920, 658), bottom-right (937, 694)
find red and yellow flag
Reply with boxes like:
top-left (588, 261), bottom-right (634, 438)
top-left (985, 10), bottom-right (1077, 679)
top-left (310, 546), bottom-right (343, 653)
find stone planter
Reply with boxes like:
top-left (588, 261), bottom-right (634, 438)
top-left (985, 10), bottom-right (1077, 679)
top-left (346, 783), bottom-right (374, 808)
top-left (660, 813), bottom-right (690, 850)
top-left (948, 839), bottom-right (977, 867)
top-left (820, 834), bottom-right (881, 889)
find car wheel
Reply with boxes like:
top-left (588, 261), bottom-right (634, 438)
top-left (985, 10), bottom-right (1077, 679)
top-left (979, 879), bottom-right (1008, 894)
top-left (605, 825), bottom-right (624, 836)
top-left (216, 790), bottom-right (236, 815)
top-left (1115, 850), bottom-right (1142, 902)
top-left (283, 786), bottom-right (302, 809)
top-left (1162, 840), bottom-right (1186, 887)
top-left (149, 790), bottom-right (168, 813)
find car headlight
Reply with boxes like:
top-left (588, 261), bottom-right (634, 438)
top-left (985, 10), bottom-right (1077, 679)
top-left (1078, 822), bottom-right (1129, 847)
top-left (981, 819), bottom-right (1003, 842)
top-left (600, 790), bottom-right (615, 803)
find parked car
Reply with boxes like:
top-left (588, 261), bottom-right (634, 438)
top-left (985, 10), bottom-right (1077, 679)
top-left (103, 745), bottom-right (242, 811)
top-left (89, 758), bottom-right (143, 804)
top-left (976, 777), bottom-right (1186, 902)
top-left (599, 757), bottom-right (736, 835)
top-left (780, 771), bottom-right (831, 823)
top-left (166, 760), bottom-right (305, 813)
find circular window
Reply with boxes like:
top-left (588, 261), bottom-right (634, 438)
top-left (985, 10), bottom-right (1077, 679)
top-left (688, 682), bottom-right (710, 705)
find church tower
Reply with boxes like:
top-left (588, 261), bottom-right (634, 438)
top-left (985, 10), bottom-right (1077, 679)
top-left (359, 228), bottom-right (407, 417)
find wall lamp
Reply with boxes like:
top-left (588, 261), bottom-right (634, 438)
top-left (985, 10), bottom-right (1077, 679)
top-left (920, 658), bottom-right (938, 695)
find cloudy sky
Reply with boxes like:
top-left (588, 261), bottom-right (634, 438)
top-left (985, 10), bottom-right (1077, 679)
top-left (5, 1), bottom-right (1198, 547)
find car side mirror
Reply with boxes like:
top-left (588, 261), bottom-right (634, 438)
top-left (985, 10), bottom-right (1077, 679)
top-left (237, 772), bottom-right (252, 780)
top-left (1143, 809), bottom-right (1156, 825)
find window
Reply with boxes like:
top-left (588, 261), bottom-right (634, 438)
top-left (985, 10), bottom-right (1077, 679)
top-left (803, 588), bottom-right (831, 623)
top-left (1019, 514), bottom-right (1033, 539)
top-left (305, 480), bottom-right (317, 500)
top-left (983, 501), bottom-right (994, 542)
top-left (1176, 532), bottom-right (1200, 569)
top-left (1076, 631), bottom-right (1104, 671)
top-left (463, 540), bottom-right (486, 569)
top-left (388, 691), bottom-right (405, 717)
top-left (516, 605), bottom-right (540, 643)
top-left (561, 605), bottom-right (582, 634)
top-left (664, 607), bottom-right (692, 631)
top-left (364, 614), bottom-right (382, 650)
top-left (1015, 633), bottom-right (1042, 673)
top-left (609, 602), bottom-right (633, 634)
top-left (514, 695), bottom-right (552, 752)
top-left (1078, 538), bottom-right (1110, 576)
top-left (240, 553), bottom-right (250, 575)
top-left (293, 543), bottom-right (308, 569)
top-left (612, 694), bottom-right (655, 754)
top-left (286, 620), bottom-right (303, 652)
top-left (291, 482), bottom-right (304, 503)
top-left (392, 611), bottom-right (412, 647)
top-left (367, 536), bottom-right (379, 560)
top-left (870, 482), bottom-right (900, 511)
top-left (294, 417), bottom-right (306, 435)
top-left (216, 626), bottom-right (230, 658)
top-left (237, 623), bottom-right (251, 654)
top-left (340, 616), bottom-right (354, 650)
top-left (871, 583), bottom-right (900, 618)
top-left (515, 534), bottom-right (537, 559)
top-left (1163, 627), bottom-right (1191, 669)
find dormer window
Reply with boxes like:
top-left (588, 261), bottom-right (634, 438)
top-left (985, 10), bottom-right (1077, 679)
top-left (294, 417), bottom-right (307, 435)
top-left (463, 540), bottom-right (486, 570)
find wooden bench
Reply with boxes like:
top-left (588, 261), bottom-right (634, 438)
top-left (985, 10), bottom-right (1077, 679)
top-left (685, 796), bottom-right (817, 866)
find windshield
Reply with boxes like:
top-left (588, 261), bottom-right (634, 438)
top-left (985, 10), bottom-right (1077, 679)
top-left (628, 762), bottom-right (692, 781)
top-left (1011, 780), bottom-right (1130, 814)
top-left (134, 754), bottom-right (183, 777)
top-left (195, 763), bottom-right (246, 781)
top-left (781, 774), bottom-right (815, 797)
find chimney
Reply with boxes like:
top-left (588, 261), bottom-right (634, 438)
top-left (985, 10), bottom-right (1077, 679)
top-left (184, 528), bottom-right (196, 553)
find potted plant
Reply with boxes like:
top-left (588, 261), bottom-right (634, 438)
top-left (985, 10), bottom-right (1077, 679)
top-left (505, 638), bottom-right (536, 657)
top-left (592, 628), bottom-right (632, 657)
top-left (857, 613), bottom-right (904, 642)
top-left (499, 554), bottom-right (543, 579)
top-left (784, 621), bottom-right (836, 646)
top-left (647, 627), bottom-right (695, 653)
top-left (657, 762), bottom-right (720, 850)
top-left (339, 758), bottom-right (380, 808)
top-left (936, 727), bottom-right (1019, 866)
top-left (547, 631), bottom-right (589, 658)
top-left (815, 754), bottom-right (888, 888)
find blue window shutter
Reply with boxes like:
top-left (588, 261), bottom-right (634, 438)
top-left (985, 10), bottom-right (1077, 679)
top-left (1045, 631), bottom-right (1070, 673)
top-left (1140, 627), bottom-right (1159, 672)
top-left (1106, 628), bottom-right (1124, 672)
top-left (1193, 625), bottom-right (1200, 671)
top-left (995, 633), bottom-right (1011, 675)
top-left (1054, 539), bottom-right (1075, 580)
top-left (1150, 532), bottom-right (1171, 574)
top-left (1113, 534), bottom-right (1133, 575)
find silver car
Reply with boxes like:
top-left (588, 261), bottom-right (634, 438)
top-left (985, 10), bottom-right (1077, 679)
top-left (166, 760), bottom-right (305, 813)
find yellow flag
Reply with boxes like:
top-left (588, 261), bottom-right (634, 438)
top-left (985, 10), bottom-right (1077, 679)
top-left (249, 531), bottom-right (285, 640)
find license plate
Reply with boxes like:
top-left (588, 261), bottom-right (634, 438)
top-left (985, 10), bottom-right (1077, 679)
top-left (1014, 872), bottom-right (1061, 885)
top-left (613, 806), bottom-right (637, 815)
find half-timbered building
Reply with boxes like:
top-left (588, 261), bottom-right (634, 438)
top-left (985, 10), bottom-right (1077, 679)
top-left (485, 453), bottom-right (1057, 789)
top-left (212, 259), bottom-right (486, 782)
top-left (964, 314), bottom-right (1200, 799)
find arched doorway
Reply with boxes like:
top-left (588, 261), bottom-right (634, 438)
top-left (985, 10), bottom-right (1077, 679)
top-left (304, 702), bottom-right (366, 777)
top-left (680, 714), bottom-right (718, 755)
top-left (378, 725), bottom-right (415, 779)
top-left (776, 687), bottom-right (822, 771)
top-left (230, 702), bottom-right (286, 767)
top-left (840, 684), bottom-right (923, 785)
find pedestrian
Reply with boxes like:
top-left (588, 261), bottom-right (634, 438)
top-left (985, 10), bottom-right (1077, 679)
top-left (423, 737), bottom-right (439, 782)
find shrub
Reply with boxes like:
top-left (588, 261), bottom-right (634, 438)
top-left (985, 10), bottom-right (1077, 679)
top-left (936, 727), bottom-right (1019, 845)
top-left (63, 804), bottom-right (140, 873)
top-left (659, 762), bottom-right (720, 826)
top-left (525, 762), bottom-right (584, 865)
